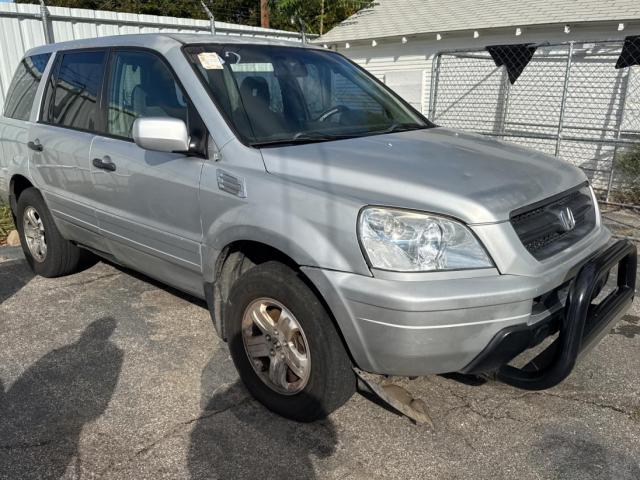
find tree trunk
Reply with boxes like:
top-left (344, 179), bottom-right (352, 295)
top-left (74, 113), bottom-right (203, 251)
top-left (260, 0), bottom-right (269, 28)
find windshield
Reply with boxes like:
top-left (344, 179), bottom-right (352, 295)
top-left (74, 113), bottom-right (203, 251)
top-left (184, 44), bottom-right (431, 147)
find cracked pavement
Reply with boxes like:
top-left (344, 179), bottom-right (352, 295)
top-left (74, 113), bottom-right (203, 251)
top-left (0, 246), bottom-right (639, 479)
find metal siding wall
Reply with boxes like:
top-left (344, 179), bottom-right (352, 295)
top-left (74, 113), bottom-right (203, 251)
top-left (0, 4), bottom-right (46, 109)
top-left (0, 4), bottom-right (302, 112)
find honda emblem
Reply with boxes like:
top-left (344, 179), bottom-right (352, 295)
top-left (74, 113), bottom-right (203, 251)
top-left (558, 206), bottom-right (576, 232)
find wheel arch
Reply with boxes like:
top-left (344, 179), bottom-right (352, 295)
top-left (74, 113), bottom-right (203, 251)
top-left (205, 238), bottom-right (308, 340)
top-left (9, 174), bottom-right (35, 221)
top-left (204, 239), bottom-right (357, 367)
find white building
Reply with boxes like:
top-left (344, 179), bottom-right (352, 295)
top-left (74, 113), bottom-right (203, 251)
top-left (319, 1), bottom-right (640, 199)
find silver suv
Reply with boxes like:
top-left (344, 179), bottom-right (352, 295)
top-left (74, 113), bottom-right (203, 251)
top-left (0, 34), bottom-right (636, 422)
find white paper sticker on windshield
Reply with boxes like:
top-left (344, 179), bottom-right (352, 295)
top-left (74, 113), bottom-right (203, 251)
top-left (198, 52), bottom-right (224, 70)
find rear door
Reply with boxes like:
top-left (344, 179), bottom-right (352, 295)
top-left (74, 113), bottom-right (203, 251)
top-left (89, 49), bottom-right (205, 272)
top-left (29, 49), bottom-right (107, 244)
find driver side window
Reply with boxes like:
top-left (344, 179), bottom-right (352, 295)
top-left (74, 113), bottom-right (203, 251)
top-left (107, 50), bottom-right (188, 139)
top-left (331, 70), bottom-right (384, 115)
top-left (296, 63), bottom-right (328, 118)
top-left (298, 63), bottom-right (386, 123)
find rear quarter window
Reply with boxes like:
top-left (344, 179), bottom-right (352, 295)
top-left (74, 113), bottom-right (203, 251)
top-left (3, 53), bottom-right (51, 121)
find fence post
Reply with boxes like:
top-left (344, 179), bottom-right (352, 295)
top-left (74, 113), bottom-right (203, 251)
top-left (606, 68), bottom-right (632, 201)
top-left (496, 67), bottom-right (511, 137)
top-left (555, 42), bottom-right (574, 157)
top-left (298, 17), bottom-right (307, 44)
top-left (38, 0), bottom-right (53, 44)
top-left (428, 54), bottom-right (442, 121)
top-left (200, 1), bottom-right (216, 35)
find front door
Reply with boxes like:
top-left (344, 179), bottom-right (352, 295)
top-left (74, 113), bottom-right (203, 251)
top-left (90, 49), bottom-right (205, 276)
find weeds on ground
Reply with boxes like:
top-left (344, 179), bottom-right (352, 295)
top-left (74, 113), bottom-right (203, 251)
top-left (0, 202), bottom-right (15, 245)
top-left (613, 144), bottom-right (640, 204)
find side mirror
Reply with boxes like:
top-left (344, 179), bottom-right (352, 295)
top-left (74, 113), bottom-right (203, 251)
top-left (132, 117), bottom-right (190, 153)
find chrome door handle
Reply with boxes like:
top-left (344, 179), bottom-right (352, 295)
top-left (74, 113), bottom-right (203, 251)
top-left (27, 140), bottom-right (43, 152)
top-left (92, 156), bottom-right (116, 172)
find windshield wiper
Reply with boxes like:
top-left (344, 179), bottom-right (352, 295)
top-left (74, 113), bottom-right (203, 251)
top-left (374, 122), bottom-right (428, 135)
top-left (251, 131), bottom-right (360, 148)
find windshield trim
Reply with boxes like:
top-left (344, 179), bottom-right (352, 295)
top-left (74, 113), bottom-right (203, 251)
top-left (181, 43), bottom-right (435, 149)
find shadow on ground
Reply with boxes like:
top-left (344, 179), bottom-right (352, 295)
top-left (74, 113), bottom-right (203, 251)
top-left (0, 259), bottom-right (34, 304)
top-left (188, 351), bottom-right (338, 480)
top-left (0, 317), bottom-right (123, 480)
top-left (107, 260), bottom-right (208, 309)
top-left (531, 428), bottom-right (640, 479)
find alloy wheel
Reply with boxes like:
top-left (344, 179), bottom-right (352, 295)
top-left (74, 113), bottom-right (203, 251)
top-left (241, 297), bottom-right (311, 395)
top-left (22, 206), bottom-right (47, 262)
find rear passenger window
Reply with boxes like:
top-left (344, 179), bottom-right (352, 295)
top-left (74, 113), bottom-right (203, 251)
top-left (3, 53), bottom-right (51, 121)
top-left (47, 50), bottom-right (106, 131)
top-left (107, 51), bottom-right (188, 138)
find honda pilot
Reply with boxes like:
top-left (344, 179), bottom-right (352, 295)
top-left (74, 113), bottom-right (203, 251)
top-left (0, 34), bottom-right (636, 421)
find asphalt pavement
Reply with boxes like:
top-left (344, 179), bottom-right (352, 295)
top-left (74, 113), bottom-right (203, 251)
top-left (0, 246), bottom-right (639, 479)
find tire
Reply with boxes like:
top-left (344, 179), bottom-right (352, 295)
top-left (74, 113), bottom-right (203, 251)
top-left (16, 188), bottom-right (93, 277)
top-left (225, 261), bottom-right (355, 422)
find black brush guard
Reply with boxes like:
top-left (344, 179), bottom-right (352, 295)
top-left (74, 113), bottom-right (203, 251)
top-left (465, 240), bottom-right (637, 390)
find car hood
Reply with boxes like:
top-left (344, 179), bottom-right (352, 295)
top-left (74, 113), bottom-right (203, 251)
top-left (260, 127), bottom-right (587, 224)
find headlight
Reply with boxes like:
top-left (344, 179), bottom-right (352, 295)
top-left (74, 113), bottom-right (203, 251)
top-left (358, 207), bottom-right (493, 272)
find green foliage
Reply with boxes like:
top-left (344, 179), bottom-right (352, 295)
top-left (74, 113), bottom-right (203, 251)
top-left (0, 203), bottom-right (15, 245)
top-left (269, 0), bottom-right (374, 35)
top-left (16, 0), bottom-right (374, 34)
top-left (613, 144), bottom-right (640, 204)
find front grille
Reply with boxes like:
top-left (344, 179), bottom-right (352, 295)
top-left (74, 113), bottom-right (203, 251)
top-left (510, 183), bottom-right (596, 260)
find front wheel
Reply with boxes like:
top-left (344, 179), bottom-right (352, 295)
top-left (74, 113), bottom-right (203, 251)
top-left (225, 261), bottom-right (355, 422)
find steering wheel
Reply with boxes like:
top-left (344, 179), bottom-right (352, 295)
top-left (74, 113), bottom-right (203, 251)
top-left (314, 105), bottom-right (350, 122)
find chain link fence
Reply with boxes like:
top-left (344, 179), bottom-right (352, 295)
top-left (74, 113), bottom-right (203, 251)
top-left (427, 40), bottom-right (640, 226)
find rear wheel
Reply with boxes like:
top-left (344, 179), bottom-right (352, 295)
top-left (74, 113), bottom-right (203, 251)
top-left (16, 188), bottom-right (94, 277)
top-left (225, 261), bottom-right (355, 422)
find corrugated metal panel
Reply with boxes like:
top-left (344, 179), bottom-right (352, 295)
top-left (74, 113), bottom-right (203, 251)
top-left (0, 3), bottom-right (47, 109)
top-left (0, 3), bottom-right (303, 112)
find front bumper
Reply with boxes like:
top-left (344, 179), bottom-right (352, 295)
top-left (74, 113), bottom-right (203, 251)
top-left (302, 234), bottom-right (636, 380)
top-left (466, 240), bottom-right (636, 389)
